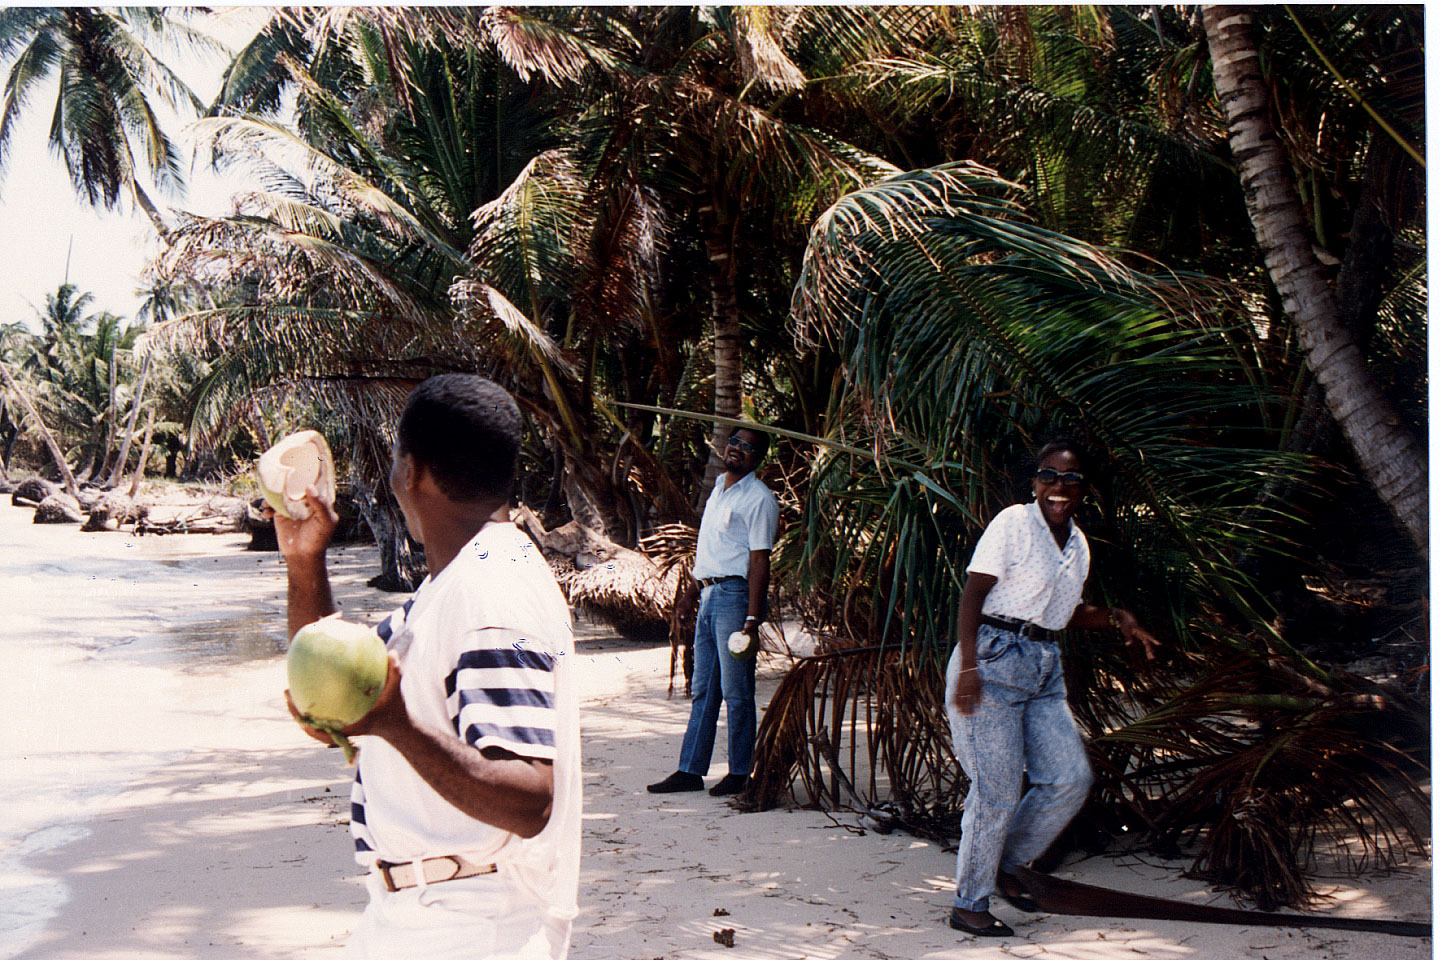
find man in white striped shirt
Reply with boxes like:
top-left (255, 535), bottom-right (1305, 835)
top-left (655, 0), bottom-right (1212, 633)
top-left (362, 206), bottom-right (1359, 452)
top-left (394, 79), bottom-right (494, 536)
top-left (277, 375), bottom-right (579, 960)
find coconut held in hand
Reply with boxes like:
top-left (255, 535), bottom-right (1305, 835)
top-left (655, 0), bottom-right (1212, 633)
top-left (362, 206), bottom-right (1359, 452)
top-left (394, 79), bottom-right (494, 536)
top-left (256, 430), bottom-right (335, 520)
top-left (727, 629), bottom-right (757, 660)
top-left (287, 615), bottom-right (388, 764)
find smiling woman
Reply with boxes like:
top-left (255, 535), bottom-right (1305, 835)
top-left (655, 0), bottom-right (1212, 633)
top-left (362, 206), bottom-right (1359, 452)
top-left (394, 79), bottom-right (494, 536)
top-left (943, 438), bottom-right (1158, 938)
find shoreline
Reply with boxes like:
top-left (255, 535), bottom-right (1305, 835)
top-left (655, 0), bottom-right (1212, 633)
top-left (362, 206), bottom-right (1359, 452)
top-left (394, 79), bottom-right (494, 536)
top-left (1, 501), bottom-right (1430, 959)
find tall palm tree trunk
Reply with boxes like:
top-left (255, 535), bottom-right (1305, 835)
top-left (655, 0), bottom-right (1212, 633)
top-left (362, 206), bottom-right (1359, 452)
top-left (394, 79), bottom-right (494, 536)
top-left (699, 198), bottom-right (744, 501)
top-left (97, 336), bottom-right (120, 478)
top-left (131, 181), bottom-right (170, 238)
top-left (0, 360), bottom-right (79, 499)
top-left (126, 407), bottom-right (157, 498)
top-left (103, 351), bottom-right (153, 488)
top-left (1203, 5), bottom-right (1427, 556)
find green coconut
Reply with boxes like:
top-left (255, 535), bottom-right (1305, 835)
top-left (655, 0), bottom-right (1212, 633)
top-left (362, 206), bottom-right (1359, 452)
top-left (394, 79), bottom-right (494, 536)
top-left (287, 614), bottom-right (388, 764)
top-left (256, 430), bottom-right (335, 521)
top-left (727, 629), bottom-right (758, 660)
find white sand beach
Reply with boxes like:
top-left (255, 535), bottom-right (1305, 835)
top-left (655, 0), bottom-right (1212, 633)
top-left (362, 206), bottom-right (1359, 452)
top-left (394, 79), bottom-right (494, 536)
top-left (0, 499), bottom-right (1430, 960)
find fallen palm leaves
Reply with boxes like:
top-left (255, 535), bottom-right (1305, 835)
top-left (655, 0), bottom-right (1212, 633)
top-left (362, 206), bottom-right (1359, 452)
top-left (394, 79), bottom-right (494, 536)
top-left (738, 642), bottom-right (1429, 908)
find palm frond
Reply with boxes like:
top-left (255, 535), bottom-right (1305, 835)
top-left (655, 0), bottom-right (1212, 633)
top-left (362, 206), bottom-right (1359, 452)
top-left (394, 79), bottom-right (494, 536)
top-left (0, 30), bottom-right (61, 170)
top-left (480, 7), bottom-right (624, 86)
top-left (732, 7), bottom-right (807, 95)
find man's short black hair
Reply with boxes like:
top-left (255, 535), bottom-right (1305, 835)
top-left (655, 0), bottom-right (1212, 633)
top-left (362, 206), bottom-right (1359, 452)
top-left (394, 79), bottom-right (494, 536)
top-left (729, 423), bottom-right (770, 460)
top-left (397, 374), bottom-right (522, 503)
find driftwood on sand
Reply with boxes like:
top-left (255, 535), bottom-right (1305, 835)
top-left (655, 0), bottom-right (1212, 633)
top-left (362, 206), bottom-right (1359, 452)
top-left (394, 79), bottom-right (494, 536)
top-left (34, 493), bottom-right (85, 524)
top-left (82, 492), bottom-right (152, 532)
top-left (11, 476), bottom-right (57, 508)
top-left (131, 495), bottom-right (249, 535)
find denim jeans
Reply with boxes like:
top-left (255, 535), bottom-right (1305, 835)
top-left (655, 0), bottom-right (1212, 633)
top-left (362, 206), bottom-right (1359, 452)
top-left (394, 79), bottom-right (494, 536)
top-left (678, 579), bottom-right (756, 777)
top-left (944, 624), bottom-right (1093, 912)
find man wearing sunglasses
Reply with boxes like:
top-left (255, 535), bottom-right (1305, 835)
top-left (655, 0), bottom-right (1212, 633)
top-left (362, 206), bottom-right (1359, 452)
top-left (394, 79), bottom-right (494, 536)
top-left (648, 425), bottom-right (779, 797)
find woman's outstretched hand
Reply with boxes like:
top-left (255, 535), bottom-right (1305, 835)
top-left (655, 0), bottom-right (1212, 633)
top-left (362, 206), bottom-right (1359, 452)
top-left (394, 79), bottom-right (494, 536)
top-left (1114, 609), bottom-right (1160, 660)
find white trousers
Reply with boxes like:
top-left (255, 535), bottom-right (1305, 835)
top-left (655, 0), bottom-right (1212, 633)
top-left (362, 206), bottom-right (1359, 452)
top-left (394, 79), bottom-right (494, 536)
top-left (345, 869), bottom-right (571, 960)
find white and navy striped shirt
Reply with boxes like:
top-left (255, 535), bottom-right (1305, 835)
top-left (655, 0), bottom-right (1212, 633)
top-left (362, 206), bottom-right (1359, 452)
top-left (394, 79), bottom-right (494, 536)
top-left (349, 521), bottom-right (580, 925)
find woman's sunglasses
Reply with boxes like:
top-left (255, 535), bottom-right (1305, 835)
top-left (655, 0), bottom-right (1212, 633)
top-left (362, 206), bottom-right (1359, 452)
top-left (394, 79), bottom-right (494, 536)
top-left (727, 435), bottom-right (758, 455)
top-left (1035, 468), bottom-right (1085, 487)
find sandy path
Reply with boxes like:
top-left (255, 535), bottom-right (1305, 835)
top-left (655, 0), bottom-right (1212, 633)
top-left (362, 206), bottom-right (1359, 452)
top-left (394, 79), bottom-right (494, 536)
top-left (0, 502), bottom-right (1429, 959)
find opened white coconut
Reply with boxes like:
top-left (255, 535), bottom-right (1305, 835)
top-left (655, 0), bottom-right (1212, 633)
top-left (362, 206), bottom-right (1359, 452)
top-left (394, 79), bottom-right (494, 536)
top-left (727, 629), bottom-right (757, 660)
top-left (257, 430), bottom-right (335, 520)
top-left (287, 614), bottom-right (388, 764)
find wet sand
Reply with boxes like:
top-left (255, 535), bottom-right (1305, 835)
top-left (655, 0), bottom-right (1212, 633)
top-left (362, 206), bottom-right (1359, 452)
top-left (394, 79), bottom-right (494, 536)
top-left (0, 499), bottom-right (1429, 959)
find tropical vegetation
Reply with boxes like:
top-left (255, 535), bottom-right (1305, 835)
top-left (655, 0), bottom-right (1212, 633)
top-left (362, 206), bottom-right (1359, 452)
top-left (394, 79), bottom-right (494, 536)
top-left (0, 5), bottom-right (1425, 909)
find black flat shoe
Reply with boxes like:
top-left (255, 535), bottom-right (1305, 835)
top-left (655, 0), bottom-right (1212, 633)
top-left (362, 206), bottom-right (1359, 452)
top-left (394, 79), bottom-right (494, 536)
top-left (948, 908), bottom-right (1014, 937)
top-left (709, 773), bottom-right (749, 796)
top-left (997, 872), bottom-right (1040, 913)
top-left (647, 771), bottom-right (705, 793)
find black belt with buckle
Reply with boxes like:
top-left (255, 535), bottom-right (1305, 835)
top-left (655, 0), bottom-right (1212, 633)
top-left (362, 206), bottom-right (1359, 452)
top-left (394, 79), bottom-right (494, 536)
top-left (698, 575), bottom-right (746, 588)
top-left (979, 614), bottom-right (1053, 643)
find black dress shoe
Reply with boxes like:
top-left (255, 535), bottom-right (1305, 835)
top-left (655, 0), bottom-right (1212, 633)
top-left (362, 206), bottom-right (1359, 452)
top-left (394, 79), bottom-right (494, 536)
top-left (948, 908), bottom-right (1013, 937)
top-left (708, 773), bottom-right (749, 796)
top-left (647, 771), bottom-right (705, 793)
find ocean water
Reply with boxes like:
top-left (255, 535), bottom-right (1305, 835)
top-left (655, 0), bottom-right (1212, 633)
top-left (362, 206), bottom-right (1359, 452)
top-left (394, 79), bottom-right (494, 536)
top-left (0, 502), bottom-right (288, 959)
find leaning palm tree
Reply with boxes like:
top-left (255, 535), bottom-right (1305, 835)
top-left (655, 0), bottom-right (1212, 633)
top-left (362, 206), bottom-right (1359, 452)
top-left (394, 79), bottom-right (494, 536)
top-left (1202, 5), bottom-right (1426, 557)
top-left (743, 161), bottom-right (1426, 907)
top-left (0, 7), bottom-right (218, 234)
top-left (155, 20), bottom-right (576, 587)
top-left (0, 320), bottom-right (78, 498)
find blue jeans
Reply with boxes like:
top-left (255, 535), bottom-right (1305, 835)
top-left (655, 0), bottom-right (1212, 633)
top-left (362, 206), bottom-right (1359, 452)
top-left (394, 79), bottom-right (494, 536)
top-left (678, 579), bottom-right (756, 777)
top-left (944, 625), bottom-right (1093, 912)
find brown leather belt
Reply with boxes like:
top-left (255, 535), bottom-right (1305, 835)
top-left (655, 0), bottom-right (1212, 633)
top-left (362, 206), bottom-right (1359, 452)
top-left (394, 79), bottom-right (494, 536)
top-left (698, 575), bottom-right (745, 588)
top-left (375, 855), bottom-right (497, 892)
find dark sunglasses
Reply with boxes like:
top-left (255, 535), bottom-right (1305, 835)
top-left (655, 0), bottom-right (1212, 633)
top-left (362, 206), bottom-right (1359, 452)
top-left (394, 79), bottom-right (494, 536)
top-left (1035, 468), bottom-right (1085, 487)
top-left (726, 435), bottom-right (758, 455)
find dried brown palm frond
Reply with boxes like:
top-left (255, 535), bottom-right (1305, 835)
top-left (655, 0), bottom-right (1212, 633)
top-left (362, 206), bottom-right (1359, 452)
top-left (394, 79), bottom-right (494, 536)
top-left (479, 7), bottom-right (623, 86)
top-left (639, 522), bottom-right (697, 577)
top-left (731, 7), bottom-right (807, 95)
top-left (564, 546), bottom-right (677, 644)
top-left (739, 644), bottom-right (965, 844)
top-left (744, 639), bottom-right (1428, 908)
top-left (1082, 655), bottom-right (1429, 908)
top-left (638, 523), bottom-right (697, 692)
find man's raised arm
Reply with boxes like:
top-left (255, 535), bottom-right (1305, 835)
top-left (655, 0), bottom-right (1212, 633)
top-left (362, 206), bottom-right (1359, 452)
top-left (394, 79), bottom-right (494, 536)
top-left (273, 487), bottom-right (340, 639)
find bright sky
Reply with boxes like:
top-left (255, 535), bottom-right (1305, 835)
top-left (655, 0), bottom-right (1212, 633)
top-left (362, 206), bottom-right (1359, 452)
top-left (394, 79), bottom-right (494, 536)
top-left (0, 8), bottom-right (269, 331)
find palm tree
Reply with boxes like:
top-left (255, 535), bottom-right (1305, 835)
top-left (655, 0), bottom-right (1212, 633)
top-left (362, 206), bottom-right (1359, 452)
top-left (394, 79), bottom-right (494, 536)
top-left (156, 14), bottom-right (577, 586)
top-left (0, 320), bottom-right (78, 498)
top-left (21, 285), bottom-right (140, 481)
top-left (463, 6), bottom-right (903, 499)
top-left (101, 274), bottom-right (203, 488)
top-left (743, 162), bottom-right (1426, 907)
top-left (0, 8), bottom-right (216, 235)
top-left (1202, 5), bottom-right (1426, 557)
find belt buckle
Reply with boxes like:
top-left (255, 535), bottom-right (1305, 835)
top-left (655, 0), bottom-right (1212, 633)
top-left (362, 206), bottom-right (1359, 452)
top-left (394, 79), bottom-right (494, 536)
top-left (378, 856), bottom-right (489, 892)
